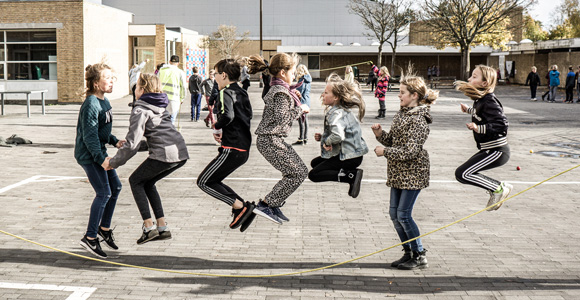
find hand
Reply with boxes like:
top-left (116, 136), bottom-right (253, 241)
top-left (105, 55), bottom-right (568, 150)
top-left (101, 157), bottom-right (112, 170)
top-left (314, 133), bottom-right (322, 142)
top-left (213, 133), bottom-right (222, 143)
top-left (116, 140), bottom-right (126, 148)
top-left (294, 90), bottom-right (302, 99)
top-left (466, 122), bottom-right (479, 133)
top-left (371, 123), bottom-right (383, 137)
top-left (460, 103), bottom-right (469, 113)
top-left (323, 144), bottom-right (332, 151)
top-left (300, 104), bottom-right (310, 114)
top-left (374, 146), bottom-right (385, 157)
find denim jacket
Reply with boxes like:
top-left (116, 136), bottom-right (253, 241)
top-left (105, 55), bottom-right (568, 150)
top-left (321, 105), bottom-right (368, 160)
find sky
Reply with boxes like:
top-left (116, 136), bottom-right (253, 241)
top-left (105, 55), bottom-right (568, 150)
top-left (529, 0), bottom-right (558, 29)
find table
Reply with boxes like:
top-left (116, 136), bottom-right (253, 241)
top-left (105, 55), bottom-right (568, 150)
top-left (0, 90), bottom-right (48, 118)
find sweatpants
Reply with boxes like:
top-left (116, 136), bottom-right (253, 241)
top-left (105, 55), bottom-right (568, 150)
top-left (256, 135), bottom-right (308, 208)
top-left (197, 147), bottom-right (249, 206)
top-left (455, 145), bottom-right (510, 192)
top-left (129, 159), bottom-right (186, 221)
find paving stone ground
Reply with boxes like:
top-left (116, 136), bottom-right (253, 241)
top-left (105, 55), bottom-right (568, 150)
top-left (1, 81), bottom-right (580, 299)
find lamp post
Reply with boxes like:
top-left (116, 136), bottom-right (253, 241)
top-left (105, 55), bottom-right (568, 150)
top-left (259, 0), bottom-right (264, 87)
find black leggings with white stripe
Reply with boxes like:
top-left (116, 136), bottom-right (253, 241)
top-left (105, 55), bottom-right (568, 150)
top-left (455, 145), bottom-right (510, 192)
top-left (197, 147), bottom-right (249, 206)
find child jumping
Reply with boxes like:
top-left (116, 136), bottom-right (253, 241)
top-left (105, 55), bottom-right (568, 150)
top-left (309, 73), bottom-right (368, 198)
top-left (196, 58), bottom-right (256, 232)
top-left (374, 66), bottom-right (390, 119)
top-left (247, 53), bottom-right (310, 225)
top-left (455, 65), bottom-right (512, 211)
top-left (107, 73), bottom-right (189, 244)
top-left (372, 74), bottom-right (437, 270)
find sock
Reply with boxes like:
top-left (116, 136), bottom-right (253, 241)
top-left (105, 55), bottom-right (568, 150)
top-left (144, 224), bottom-right (156, 232)
top-left (157, 225), bottom-right (167, 232)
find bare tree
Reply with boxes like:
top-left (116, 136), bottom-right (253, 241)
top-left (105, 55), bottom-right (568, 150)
top-left (199, 25), bottom-right (250, 59)
top-left (385, 0), bottom-right (415, 74)
top-left (422, 0), bottom-right (532, 80)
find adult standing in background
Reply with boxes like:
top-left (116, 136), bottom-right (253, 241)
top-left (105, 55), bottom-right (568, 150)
top-left (188, 66), bottom-right (203, 121)
top-left (159, 55), bottom-right (186, 124)
top-left (293, 64), bottom-right (312, 145)
top-left (128, 59), bottom-right (149, 107)
top-left (525, 66), bottom-right (541, 101)
top-left (565, 66), bottom-right (576, 103)
top-left (548, 65), bottom-right (560, 103)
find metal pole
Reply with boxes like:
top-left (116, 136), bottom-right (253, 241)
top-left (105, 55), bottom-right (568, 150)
top-left (259, 0), bottom-right (264, 88)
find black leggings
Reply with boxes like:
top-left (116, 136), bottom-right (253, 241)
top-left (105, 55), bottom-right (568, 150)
top-left (129, 158), bottom-right (187, 220)
top-left (197, 147), bottom-right (249, 206)
top-left (308, 155), bottom-right (363, 183)
top-left (455, 146), bottom-right (510, 191)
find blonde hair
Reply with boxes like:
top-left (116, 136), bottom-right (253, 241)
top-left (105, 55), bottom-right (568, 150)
top-left (325, 73), bottom-right (366, 121)
top-left (552, 65), bottom-right (558, 71)
top-left (137, 73), bottom-right (163, 94)
top-left (455, 65), bottom-right (497, 100)
top-left (84, 63), bottom-right (113, 96)
top-left (379, 66), bottom-right (390, 78)
top-left (296, 64), bottom-right (310, 79)
top-left (247, 52), bottom-right (298, 77)
top-left (531, 66), bottom-right (537, 71)
top-left (399, 75), bottom-right (438, 105)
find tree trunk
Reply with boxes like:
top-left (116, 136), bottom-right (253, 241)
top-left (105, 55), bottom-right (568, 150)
top-left (377, 44), bottom-right (383, 67)
top-left (460, 45), bottom-right (470, 81)
top-left (391, 49), bottom-right (396, 76)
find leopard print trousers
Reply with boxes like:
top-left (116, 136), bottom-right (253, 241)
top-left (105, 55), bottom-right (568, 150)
top-left (256, 135), bottom-right (308, 208)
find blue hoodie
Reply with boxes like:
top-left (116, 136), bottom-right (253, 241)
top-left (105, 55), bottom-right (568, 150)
top-left (566, 71), bottom-right (576, 89)
top-left (549, 70), bottom-right (560, 86)
top-left (296, 74), bottom-right (312, 107)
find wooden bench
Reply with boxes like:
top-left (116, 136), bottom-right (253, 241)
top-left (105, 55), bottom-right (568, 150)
top-left (0, 90), bottom-right (48, 118)
top-left (430, 76), bottom-right (456, 89)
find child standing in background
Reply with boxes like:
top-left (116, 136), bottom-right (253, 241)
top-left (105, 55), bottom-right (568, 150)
top-left (201, 70), bottom-right (216, 127)
top-left (309, 73), bottom-right (368, 198)
top-left (372, 74), bottom-right (437, 270)
top-left (374, 66), bottom-right (390, 119)
top-left (455, 65), bottom-right (512, 211)
top-left (293, 64), bottom-right (312, 145)
top-left (247, 53), bottom-right (310, 225)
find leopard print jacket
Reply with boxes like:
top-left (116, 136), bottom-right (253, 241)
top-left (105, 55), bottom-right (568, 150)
top-left (376, 105), bottom-right (432, 190)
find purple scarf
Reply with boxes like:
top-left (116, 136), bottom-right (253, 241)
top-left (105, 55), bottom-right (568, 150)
top-left (270, 76), bottom-right (303, 108)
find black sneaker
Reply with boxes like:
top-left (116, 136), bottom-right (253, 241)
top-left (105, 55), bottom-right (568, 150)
top-left (80, 235), bottom-right (107, 259)
top-left (230, 201), bottom-right (255, 229)
top-left (348, 169), bottom-right (364, 198)
top-left (254, 200), bottom-right (282, 225)
top-left (240, 207), bottom-right (257, 232)
top-left (271, 206), bottom-right (290, 222)
top-left (156, 230), bottom-right (172, 240)
top-left (98, 227), bottom-right (118, 250)
top-left (292, 140), bottom-right (304, 145)
top-left (137, 228), bottom-right (160, 245)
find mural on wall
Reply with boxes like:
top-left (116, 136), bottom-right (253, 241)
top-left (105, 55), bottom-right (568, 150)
top-left (185, 47), bottom-right (208, 79)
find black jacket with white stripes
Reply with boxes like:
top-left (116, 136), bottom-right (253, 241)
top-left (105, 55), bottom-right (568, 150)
top-left (466, 93), bottom-right (509, 150)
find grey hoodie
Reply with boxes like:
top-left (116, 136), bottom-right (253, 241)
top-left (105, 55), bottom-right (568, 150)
top-left (109, 99), bottom-right (189, 168)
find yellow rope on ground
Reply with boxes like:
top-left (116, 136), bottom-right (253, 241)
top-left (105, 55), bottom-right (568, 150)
top-left (318, 61), bottom-right (374, 72)
top-left (1, 164), bottom-right (579, 278)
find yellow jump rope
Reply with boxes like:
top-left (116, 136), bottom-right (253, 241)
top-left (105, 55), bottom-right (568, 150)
top-left (1, 163), bottom-right (578, 278)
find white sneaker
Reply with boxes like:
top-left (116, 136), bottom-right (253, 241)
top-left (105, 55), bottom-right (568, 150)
top-left (531, 98), bottom-right (537, 101)
top-left (487, 182), bottom-right (512, 211)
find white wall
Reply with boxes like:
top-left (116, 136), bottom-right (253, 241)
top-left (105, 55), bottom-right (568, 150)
top-left (83, 2), bottom-right (133, 99)
top-left (0, 81), bottom-right (58, 100)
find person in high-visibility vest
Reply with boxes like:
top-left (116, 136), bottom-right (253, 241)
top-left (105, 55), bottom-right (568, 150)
top-left (158, 55), bottom-right (186, 124)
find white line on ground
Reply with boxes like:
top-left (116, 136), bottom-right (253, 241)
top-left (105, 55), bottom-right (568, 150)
top-left (0, 175), bottom-right (42, 194)
top-left (0, 282), bottom-right (96, 300)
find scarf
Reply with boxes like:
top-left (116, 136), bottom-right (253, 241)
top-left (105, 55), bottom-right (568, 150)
top-left (270, 76), bottom-right (303, 108)
top-left (139, 92), bottom-right (169, 108)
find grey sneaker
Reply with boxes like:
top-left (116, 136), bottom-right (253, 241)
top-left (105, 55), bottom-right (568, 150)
top-left (487, 182), bottom-right (513, 211)
top-left (254, 200), bottom-right (282, 225)
top-left (137, 228), bottom-right (160, 245)
top-left (156, 230), bottom-right (172, 240)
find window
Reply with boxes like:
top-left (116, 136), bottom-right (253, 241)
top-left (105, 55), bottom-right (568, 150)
top-left (307, 55), bottom-right (320, 70)
top-left (0, 30), bottom-right (57, 80)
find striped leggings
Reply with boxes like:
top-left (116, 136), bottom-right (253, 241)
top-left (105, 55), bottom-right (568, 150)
top-left (455, 146), bottom-right (510, 191)
top-left (197, 147), bottom-right (249, 206)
